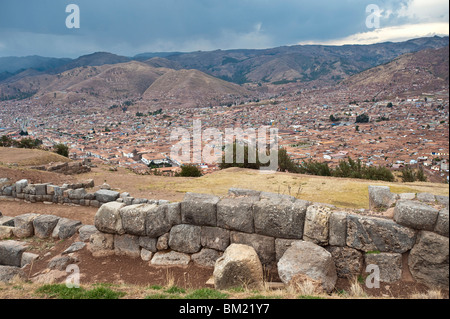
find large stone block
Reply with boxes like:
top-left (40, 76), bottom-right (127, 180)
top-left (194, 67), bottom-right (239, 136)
top-left (15, 179), bottom-right (28, 194)
top-left (68, 188), bottom-right (87, 200)
top-left (120, 204), bottom-right (153, 236)
top-left (200, 226), bottom-right (230, 251)
top-left (192, 248), bottom-right (221, 267)
top-left (230, 231), bottom-right (275, 265)
top-left (94, 202), bottom-right (125, 234)
top-left (0, 240), bottom-right (27, 267)
top-left (114, 234), bottom-right (141, 258)
top-left (253, 199), bottom-right (309, 239)
top-left (365, 252), bottom-right (402, 283)
top-left (181, 193), bottom-right (220, 227)
top-left (139, 236), bottom-right (157, 253)
top-left (52, 218), bottom-right (82, 240)
top-left (368, 185), bottom-right (397, 211)
top-left (435, 208), bottom-right (449, 237)
top-left (151, 251), bottom-right (191, 265)
top-left (213, 244), bottom-right (264, 290)
top-left (346, 214), bottom-right (417, 253)
top-left (303, 205), bottom-right (333, 245)
top-left (169, 224), bottom-right (202, 254)
top-left (275, 238), bottom-right (301, 262)
top-left (88, 231), bottom-right (114, 257)
top-left (95, 189), bottom-right (120, 203)
top-left (33, 215), bottom-right (60, 239)
top-left (145, 204), bottom-right (176, 238)
top-left (329, 211), bottom-right (348, 247)
top-left (326, 246), bottom-right (363, 279)
top-left (217, 197), bottom-right (255, 233)
top-left (277, 241), bottom-right (337, 293)
top-left (13, 213), bottom-right (39, 238)
top-left (0, 266), bottom-right (27, 283)
top-left (394, 200), bottom-right (439, 231)
top-left (408, 231), bottom-right (449, 289)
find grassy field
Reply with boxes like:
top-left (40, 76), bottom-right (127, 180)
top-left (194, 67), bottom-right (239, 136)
top-left (78, 166), bottom-right (449, 210)
top-left (0, 147), bottom-right (70, 167)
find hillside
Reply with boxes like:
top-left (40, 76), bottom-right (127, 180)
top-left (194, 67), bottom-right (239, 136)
top-left (0, 61), bottom-right (169, 103)
top-left (341, 46), bottom-right (449, 98)
top-left (142, 69), bottom-right (251, 108)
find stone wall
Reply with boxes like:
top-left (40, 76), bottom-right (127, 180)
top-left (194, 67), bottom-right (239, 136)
top-left (0, 178), bottom-right (448, 289)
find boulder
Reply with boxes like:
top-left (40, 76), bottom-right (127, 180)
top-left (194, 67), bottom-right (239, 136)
top-left (329, 212), bottom-right (348, 247)
top-left (213, 244), bottom-right (264, 290)
top-left (346, 214), bottom-right (417, 253)
top-left (48, 255), bottom-right (77, 271)
top-left (230, 231), bottom-right (275, 265)
top-left (52, 218), bottom-right (82, 240)
top-left (181, 193), bottom-right (220, 227)
top-left (364, 252), bottom-right (402, 283)
top-left (253, 199), bottom-right (309, 239)
top-left (399, 193), bottom-right (416, 201)
top-left (0, 226), bottom-right (14, 240)
top-left (13, 213), bottom-right (39, 238)
top-left (33, 215), bottom-right (60, 239)
top-left (68, 188), bottom-right (87, 200)
top-left (0, 240), bottom-right (27, 267)
top-left (15, 179), bottom-right (28, 194)
top-left (94, 202), bottom-right (125, 234)
top-left (434, 208), bottom-right (449, 237)
top-left (145, 204), bottom-right (176, 237)
top-left (140, 249), bottom-right (153, 261)
top-left (217, 197), bottom-right (255, 233)
top-left (416, 193), bottom-right (436, 203)
top-left (169, 224), bottom-right (201, 254)
top-left (114, 234), bottom-right (141, 258)
top-left (21, 252), bottom-right (39, 267)
top-left (275, 238), bottom-right (301, 262)
top-left (62, 242), bottom-right (86, 255)
top-left (368, 186), bottom-right (397, 211)
top-left (436, 195), bottom-right (449, 207)
top-left (88, 231), bottom-right (114, 257)
top-left (192, 248), bottom-right (221, 267)
top-left (156, 233), bottom-right (170, 251)
top-left (78, 225), bottom-right (98, 242)
top-left (139, 236), bottom-right (157, 253)
top-left (0, 216), bottom-right (14, 227)
top-left (394, 200), bottom-right (439, 230)
top-left (151, 251), bottom-right (191, 266)
top-left (201, 226), bottom-right (230, 251)
top-left (95, 189), bottom-right (120, 203)
top-left (408, 231), bottom-right (449, 289)
top-left (277, 241), bottom-right (337, 293)
top-left (326, 246), bottom-right (363, 279)
top-left (303, 205), bottom-right (332, 245)
top-left (0, 266), bottom-right (27, 283)
top-left (120, 204), bottom-right (153, 236)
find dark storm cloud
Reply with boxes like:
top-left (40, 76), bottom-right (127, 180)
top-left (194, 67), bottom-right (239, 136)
top-left (0, 0), bottom-right (448, 57)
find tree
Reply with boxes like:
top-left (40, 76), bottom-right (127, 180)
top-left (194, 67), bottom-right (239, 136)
top-left (178, 164), bottom-right (202, 177)
top-left (54, 143), bottom-right (69, 157)
top-left (278, 148), bottom-right (300, 173)
top-left (356, 114), bottom-right (370, 123)
top-left (386, 102), bottom-right (393, 108)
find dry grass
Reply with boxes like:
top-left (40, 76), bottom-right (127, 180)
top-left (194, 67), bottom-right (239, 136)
top-left (75, 166), bottom-right (449, 210)
top-left (0, 147), bottom-right (70, 167)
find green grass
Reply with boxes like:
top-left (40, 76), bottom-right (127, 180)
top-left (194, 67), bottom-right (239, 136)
top-left (145, 293), bottom-right (180, 299)
top-left (184, 288), bottom-right (229, 300)
top-left (297, 295), bottom-right (326, 299)
top-left (246, 295), bottom-right (282, 299)
top-left (35, 284), bottom-right (125, 299)
top-left (165, 286), bottom-right (186, 295)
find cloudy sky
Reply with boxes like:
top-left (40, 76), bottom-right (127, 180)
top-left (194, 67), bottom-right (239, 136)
top-left (0, 0), bottom-right (448, 58)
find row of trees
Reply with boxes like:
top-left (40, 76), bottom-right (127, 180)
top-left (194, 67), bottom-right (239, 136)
top-left (216, 142), bottom-right (395, 182)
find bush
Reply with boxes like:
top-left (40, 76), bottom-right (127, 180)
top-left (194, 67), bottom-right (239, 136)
top-left (54, 143), bottom-right (69, 157)
top-left (401, 166), bottom-right (427, 183)
top-left (178, 164), bottom-right (202, 177)
top-left (355, 114), bottom-right (370, 123)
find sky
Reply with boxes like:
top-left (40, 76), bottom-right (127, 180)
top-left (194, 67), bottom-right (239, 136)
top-left (0, 0), bottom-right (448, 58)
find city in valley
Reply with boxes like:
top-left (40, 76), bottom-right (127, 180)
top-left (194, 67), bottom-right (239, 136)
top-left (0, 38), bottom-right (449, 183)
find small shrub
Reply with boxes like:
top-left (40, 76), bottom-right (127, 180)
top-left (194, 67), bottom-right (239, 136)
top-left (184, 288), bottom-right (229, 300)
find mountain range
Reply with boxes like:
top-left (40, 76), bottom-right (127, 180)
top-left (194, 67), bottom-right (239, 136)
top-left (0, 36), bottom-right (448, 107)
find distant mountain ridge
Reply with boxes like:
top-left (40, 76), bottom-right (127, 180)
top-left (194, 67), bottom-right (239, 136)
top-left (1, 36), bottom-right (448, 85)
